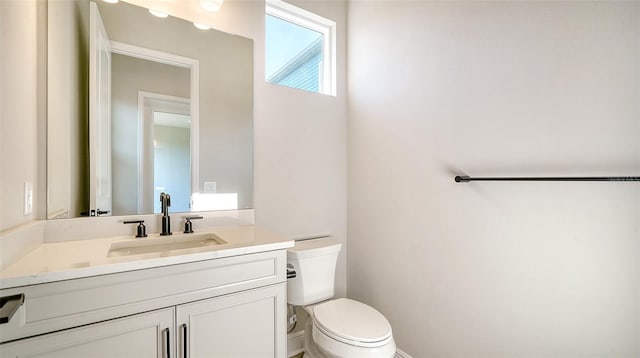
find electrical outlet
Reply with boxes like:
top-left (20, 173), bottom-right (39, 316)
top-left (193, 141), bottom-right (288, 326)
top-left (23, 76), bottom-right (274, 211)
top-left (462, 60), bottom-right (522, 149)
top-left (204, 181), bottom-right (217, 193)
top-left (24, 181), bottom-right (33, 215)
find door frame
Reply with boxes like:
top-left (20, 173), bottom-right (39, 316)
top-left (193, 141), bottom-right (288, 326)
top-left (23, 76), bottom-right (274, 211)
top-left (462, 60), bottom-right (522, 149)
top-left (89, 1), bottom-right (112, 216)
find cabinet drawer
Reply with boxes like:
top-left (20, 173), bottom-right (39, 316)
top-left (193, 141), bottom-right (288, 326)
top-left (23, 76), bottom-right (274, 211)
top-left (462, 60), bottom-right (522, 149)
top-left (0, 308), bottom-right (175, 358)
top-left (0, 250), bottom-right (286, 342)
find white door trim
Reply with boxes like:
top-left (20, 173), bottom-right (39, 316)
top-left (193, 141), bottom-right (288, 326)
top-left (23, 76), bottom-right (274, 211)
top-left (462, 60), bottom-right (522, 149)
top-left (89, 2), bottom-right (113, 216)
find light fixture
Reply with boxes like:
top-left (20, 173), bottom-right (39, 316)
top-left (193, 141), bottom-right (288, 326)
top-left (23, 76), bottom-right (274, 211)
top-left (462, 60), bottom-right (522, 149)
top-left (200, 0), bottom-right (224, 12)
top-left (102, 0), bottom-right (119, 3)
top-left (148, 9), bottom-right (168, 18)
top-left (193, 22), bottom-right (211, 30)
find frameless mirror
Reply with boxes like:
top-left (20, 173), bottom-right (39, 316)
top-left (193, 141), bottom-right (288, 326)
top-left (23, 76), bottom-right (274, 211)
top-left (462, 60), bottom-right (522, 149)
top-left (47, 0), bottom-right (253, 219)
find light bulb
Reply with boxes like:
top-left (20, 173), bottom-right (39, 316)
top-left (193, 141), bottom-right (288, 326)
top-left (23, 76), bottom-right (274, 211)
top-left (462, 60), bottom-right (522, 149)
top-left (200, 0), bottom-right (224, 12)
top-left (194, 22), bottom-right (211, 30)
top-left (149, 9), bottom-right (168, 18)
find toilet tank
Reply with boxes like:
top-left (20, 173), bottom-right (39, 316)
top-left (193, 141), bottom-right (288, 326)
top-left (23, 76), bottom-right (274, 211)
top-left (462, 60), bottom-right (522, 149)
top-left (287, 238), bottom-right (342, 306)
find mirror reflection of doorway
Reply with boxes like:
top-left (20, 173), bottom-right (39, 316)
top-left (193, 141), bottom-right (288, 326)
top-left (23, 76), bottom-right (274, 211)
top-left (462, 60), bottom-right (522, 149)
top-left (153, 111), bottom-right (191, 213)
top-left (137, 94), bottom-right (191, 214)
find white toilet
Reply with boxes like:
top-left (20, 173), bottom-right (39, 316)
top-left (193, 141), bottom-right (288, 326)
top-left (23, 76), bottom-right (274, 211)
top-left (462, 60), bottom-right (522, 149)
top-left (287, 238), bottom-right (396, 358)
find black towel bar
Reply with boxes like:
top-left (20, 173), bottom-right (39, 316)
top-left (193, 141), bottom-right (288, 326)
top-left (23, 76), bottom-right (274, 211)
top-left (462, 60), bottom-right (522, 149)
top-left (455, 175), bottom-right (640, 183)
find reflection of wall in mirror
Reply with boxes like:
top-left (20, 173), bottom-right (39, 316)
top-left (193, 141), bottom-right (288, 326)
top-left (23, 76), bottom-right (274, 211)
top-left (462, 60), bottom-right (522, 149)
top-left (97, 1), bottom-right (253, 211)
top-left (111, 54), bottom-right (190, 216)
top-left (153, 123), bottom-right (191, 213)
top-left (47, 0), bottom-right (89, 218)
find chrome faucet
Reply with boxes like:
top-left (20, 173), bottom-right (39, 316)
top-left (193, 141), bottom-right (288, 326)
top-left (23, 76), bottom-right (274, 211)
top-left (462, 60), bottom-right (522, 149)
top-left (160, 192), bottom-right (172, 236)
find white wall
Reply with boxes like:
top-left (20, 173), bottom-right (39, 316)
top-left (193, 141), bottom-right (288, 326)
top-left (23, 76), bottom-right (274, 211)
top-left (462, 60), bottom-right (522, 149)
top-left (0, 1), bottom-right (46, 231)
top-left (348, 1), bottom-right (640, 357)
top-left (255, 0), bottom-right (348, 297)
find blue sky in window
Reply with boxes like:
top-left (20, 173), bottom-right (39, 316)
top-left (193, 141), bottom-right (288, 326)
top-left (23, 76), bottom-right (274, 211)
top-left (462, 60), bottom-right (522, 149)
top-left (265, 15), bottom-right (322, 79)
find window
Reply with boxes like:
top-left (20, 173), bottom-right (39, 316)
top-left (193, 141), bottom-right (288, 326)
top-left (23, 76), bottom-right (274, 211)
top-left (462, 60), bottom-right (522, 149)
top-left (265, 0), bottom-right (336, 96)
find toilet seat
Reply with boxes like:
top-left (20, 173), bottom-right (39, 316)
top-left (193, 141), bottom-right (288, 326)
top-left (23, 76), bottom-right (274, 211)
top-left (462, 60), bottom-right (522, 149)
top-left (312, 298), bottom-right (393, 348)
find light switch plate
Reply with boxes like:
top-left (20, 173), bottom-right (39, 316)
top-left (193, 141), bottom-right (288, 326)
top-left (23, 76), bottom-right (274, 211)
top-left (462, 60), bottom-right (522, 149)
top-left (24, 181), bottom-right (33, 215)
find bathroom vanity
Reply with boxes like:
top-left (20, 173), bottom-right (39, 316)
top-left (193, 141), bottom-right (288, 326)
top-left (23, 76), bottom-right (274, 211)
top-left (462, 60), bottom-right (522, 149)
top-left (0, 226), bottom-right (292, 357)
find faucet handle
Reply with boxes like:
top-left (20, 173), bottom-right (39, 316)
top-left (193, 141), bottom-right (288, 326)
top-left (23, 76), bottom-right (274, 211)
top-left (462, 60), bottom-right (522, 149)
top-left (183, 216), bottom-right (203, 234)
top-left (123, 220), bottom-right (147, 238)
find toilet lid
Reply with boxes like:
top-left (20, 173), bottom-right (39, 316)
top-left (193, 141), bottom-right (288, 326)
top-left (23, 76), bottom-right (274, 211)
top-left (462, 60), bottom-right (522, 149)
top-left (313, 298), bottom-right (392, 345)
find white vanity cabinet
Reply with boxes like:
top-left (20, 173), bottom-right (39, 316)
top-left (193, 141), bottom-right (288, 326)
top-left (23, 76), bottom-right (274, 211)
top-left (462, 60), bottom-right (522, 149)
top-left (0, 250), bottom-right (288, 358)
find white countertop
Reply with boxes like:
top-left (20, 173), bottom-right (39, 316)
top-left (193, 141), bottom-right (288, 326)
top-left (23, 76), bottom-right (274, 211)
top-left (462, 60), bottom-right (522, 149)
top-left (0, 226), bottom-right (293, 289)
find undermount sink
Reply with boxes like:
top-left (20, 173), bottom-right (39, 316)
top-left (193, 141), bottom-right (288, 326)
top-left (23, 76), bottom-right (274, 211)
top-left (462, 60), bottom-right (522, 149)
top-left (107, 233), bottom-right (226, 257)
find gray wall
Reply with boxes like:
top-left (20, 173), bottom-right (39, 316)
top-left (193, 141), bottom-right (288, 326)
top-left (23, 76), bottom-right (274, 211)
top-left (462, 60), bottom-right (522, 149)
top-left (347, 1), bottom-right (640, 357)
top-left (111, 54), bottom-right (190, 215)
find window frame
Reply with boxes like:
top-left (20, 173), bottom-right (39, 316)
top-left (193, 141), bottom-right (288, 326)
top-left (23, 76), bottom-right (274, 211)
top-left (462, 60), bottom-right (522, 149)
top-left (265, 0), bottom-right (336, 96)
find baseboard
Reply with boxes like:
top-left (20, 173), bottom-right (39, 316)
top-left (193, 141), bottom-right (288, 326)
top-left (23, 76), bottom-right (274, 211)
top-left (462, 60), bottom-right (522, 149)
top-left (395, 347), bottom-right (413, 358)
top-left (287, 331), bottom-right (413, 358)
top-left (287, 331), bottom-right (305, 357)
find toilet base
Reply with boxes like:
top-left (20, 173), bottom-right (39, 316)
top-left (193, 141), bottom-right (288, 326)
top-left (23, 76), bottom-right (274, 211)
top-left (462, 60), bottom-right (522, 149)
top-left (302, 319), bottom-right (326, 358)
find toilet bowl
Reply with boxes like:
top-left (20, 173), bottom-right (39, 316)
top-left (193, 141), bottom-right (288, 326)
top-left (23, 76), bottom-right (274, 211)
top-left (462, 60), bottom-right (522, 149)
top-left (304, 298), bottom-right (396, 358)
top-left (287, 238), bottom-right (396, 358)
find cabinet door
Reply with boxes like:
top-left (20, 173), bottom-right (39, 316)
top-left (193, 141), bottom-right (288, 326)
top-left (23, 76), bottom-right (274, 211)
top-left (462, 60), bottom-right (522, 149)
top-left (0, 307), bottom-right (175, 358)
top-left (177, 283), bottom-right (286, 358)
